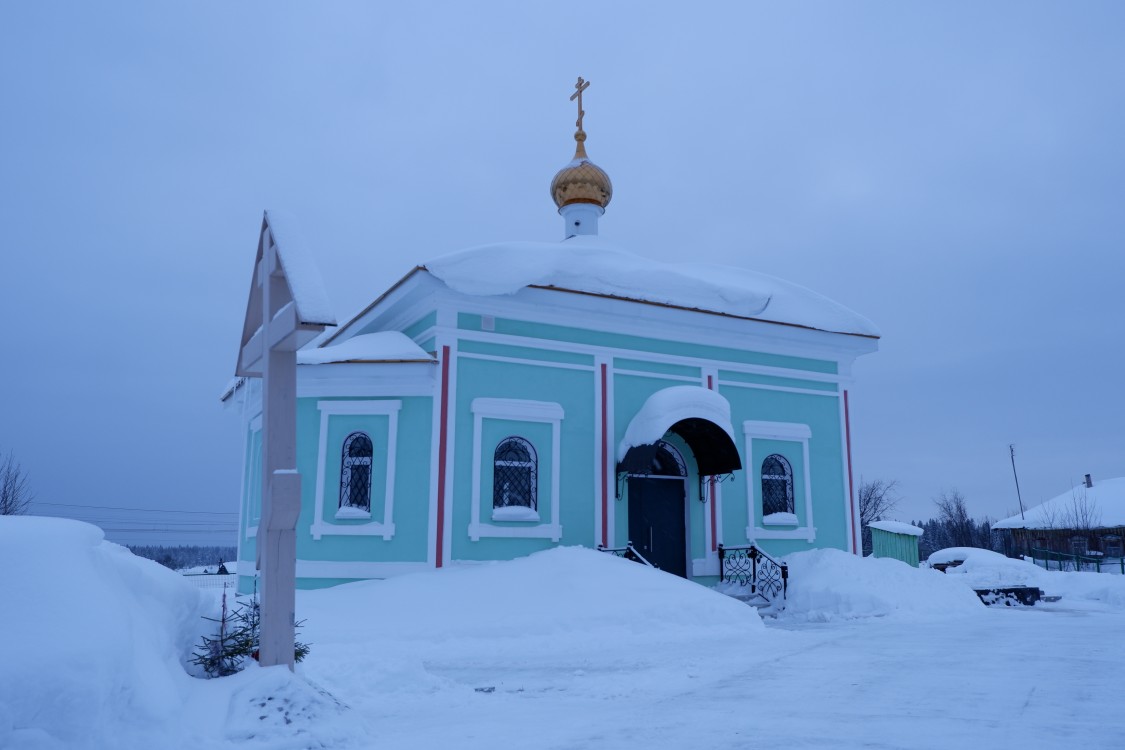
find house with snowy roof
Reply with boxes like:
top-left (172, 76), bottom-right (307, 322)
top-left (224, 80), bottom-right (880, 596)
top-left (993, 475), bottom-right (1125, 561)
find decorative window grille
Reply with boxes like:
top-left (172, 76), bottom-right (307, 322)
top-left (761, 454), bottom-right (794, 516)
top-left (493, 437), bottom-right (537, 510)
top-left (340, 432), bottom-right (373, 511)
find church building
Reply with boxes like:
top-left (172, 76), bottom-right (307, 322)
top-left (224, 79), bottom-right (880, 596)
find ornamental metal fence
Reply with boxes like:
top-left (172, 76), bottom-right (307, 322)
top-left (1029, 548), bottom-right (1124, 574)
top-left (717, 544), bottom-right (788, 608)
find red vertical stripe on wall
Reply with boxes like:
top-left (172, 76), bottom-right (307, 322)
top-left (844, 389), bottom-right (857, 555)
top-left (435, 346), bottom-right (451, 568)
top-left (600, 363), bottom-right (608, 548)
top-left (707, 374), bottom-right (717, 551)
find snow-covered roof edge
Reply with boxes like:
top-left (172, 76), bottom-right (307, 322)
top-left (297, 332), bottom-right (434, 365)
top-left (263, 210), bottom-right (338, 327)
top-left (423, 237), bottom-right (880, 339)
top-left (993, 477), bottom-right (1125, 530)
top-left (869, 520), bottom-right (924, 537)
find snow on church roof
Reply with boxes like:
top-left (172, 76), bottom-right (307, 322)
top-left (993, 477), bottom-right (1125, 530)
top-left (298, 332), bottom-right (432, 365)
top-left (424, 235), bottom-right (879, 338)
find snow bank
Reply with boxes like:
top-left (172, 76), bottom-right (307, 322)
top-left (298, 331), bottom-right (433, 364)
top-left (780, 548), bottom-right (984, 622)
top-left (0, 517), bottom-right (211, 749)
top-left (931, 548), bottom-right (1125, 607)
top-left (298, 547), bottom-right (764, 698)
top-left (425, 235), bottom-right (879, 337)
top-left (304, 547), bottom-right (761, 645)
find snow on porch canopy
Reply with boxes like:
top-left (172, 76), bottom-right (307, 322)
top-left (617, 386), bottom-right (742, 476)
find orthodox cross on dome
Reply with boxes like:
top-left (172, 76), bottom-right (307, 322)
top-left (570, 76), bottom-right (590, 135)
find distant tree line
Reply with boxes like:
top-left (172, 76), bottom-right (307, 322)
top-left (128, 544), bottom-right (237, 571)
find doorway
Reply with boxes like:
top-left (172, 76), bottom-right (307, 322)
top-left (627, 440), bottom-right (688, 577)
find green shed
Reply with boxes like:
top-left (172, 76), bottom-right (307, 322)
top-left (869, 520), bottom-right (923, 567)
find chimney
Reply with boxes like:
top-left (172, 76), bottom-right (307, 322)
top-left (1084, 474), bottom-right (1093, 488)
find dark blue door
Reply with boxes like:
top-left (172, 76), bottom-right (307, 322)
top-left (627, 476), bottom-right (687, 577)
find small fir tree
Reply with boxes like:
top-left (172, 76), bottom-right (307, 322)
top-left (191, 582), bottom-right (310, 678)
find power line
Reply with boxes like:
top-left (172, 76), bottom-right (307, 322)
top-left (32, 501), bottom-right (237, 516)
top-left (33, 513), bottom-right (237, 528)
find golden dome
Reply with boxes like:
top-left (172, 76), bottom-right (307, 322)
top-left (550, 132), bottom-right (613, 210)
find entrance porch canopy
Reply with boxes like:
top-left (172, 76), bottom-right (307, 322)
top-left (617, 386), bottom-right (742, 476)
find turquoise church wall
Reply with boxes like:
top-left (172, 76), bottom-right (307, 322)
top-left (449, 348), bottom-right (596, 561)
top-left (236, 295), bottom-right (865, 592)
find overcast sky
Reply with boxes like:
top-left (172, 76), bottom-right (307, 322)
top-left (2, 2), bottom-right (1122, 546)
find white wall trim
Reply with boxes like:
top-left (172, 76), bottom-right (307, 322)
top-left (467, 522), bottom-right (563, 541)
top-left (310, 399), bottom-right (402, 541)
top-left (614, 368), bottom-right (702, 384)
top-left (449, 287), bottom-right (876, 365)
top-left (458, 350), bottom-right (595, 373)
top-left (471, 397), bottom-right (565, 422)
top-left (743, 421), bottom-right (813, 441)
top-left (469, 398), bottom-right (564, 542)
top-left (743, 421), bottom-right (815, 543)
top-left (717, 379), bottom-right (840, 398)
top-left (453, 327), bottom-right (847, 385)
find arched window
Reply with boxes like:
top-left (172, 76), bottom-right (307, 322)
top-left (493, 437), bottom-right (537, 511)
top-left (761, 454), bottom-right (794, 516)
top-left (340, 432), bottom-right (373, 511)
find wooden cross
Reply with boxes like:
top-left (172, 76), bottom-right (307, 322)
top-left (570, 76), bottom-right (590, 131)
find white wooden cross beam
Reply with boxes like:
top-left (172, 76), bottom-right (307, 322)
top-left (237, 211), bottom-right (336, 669)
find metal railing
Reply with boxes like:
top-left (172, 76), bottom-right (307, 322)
top-left (718, 544), bottom-right (789, 605)
top-left (183, 573), bottom-right (240, 590)
top-left (597, 542), bottom-right (656, 568)
top-left (1029, 547), bottom-right (1124, 574)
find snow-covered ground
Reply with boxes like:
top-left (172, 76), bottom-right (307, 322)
top-left (3, 518), bottom-right (1125, 749)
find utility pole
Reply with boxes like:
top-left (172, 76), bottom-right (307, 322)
top-left (1009, 444), bottom-right (1026, 520)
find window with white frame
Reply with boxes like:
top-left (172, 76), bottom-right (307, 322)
top-left (493, 437), bottom-right (537, 513)
top-left (761, 454), bottom-right (795, 516)
top-left (469, 398), bottom-right (563, 540)
top-left (339, 431), bottom-right (374, 512)
top-left (743, 420), bottom-right (814, 541)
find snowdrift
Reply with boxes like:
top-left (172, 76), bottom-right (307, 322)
top-left (297, 547), bottom-right (765, 697)
top-left (301, 546), bottom-right (763, 647)
top-left (932, 547), bottom-right (1125, 607)
top-left (0, 517), bottom-right (211, 749)
top-left (780, 548), bottom-right (985, 621)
